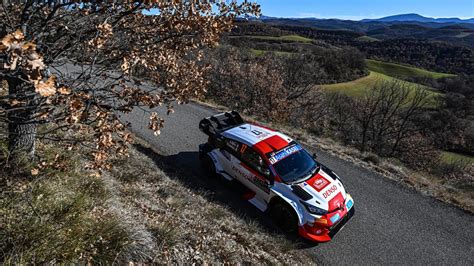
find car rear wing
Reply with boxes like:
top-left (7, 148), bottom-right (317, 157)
top-left (199, 111), bottom-right (244, 137)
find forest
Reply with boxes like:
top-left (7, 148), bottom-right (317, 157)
top-left (233, 21), bottom-right (474, 75)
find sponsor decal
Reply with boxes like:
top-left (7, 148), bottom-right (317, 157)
top-left (232, 165), bottom-right (253, 180)
top-left (322, 185), bottom-right (338, 199)
top-left (306, 174), bottom-right (330, 192)
top-left (233, 164), bottom-right (270, 193)
top-left (346, 199), bottom-right (353, 210)
top-left (269, 144), bottom-right (303, 164)
top-left (226, 139), bottom-right (239, 152)
top-left (311, 176), bottom-right (330, 191)
top-left (330, 213), bottom-right (340, 223)
top-left (251, 129), bottom-right (271, 139)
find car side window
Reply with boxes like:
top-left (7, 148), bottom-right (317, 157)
top-left (240, 145), bottom-right (270, 177)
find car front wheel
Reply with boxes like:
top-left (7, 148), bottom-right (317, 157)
top-left (271, 201), bottom-right (298, 233)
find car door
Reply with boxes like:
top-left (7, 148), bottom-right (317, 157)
top-left (235, 144), bottom-right (273, 202)
top-left (217, 138), bottom-right (241, 177)
top-left (219, 139), bottom-right (272, 200)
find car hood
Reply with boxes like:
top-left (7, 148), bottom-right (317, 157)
top-left (293, 168), bottom-right (347, 212)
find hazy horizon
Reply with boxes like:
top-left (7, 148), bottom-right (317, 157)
top-left (255, 0), bottom-right (474, 21)
top-left (259, 13), bottom-right (474, 21)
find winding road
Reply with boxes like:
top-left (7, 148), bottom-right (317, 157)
top-left (121, 103), bottom-right (474, 265)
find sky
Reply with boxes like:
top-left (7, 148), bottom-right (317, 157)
top-left (255, 0), bottom-right (474, 20)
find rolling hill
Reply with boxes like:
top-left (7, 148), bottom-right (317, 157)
top-left (321, 71), bottom-right (440, 106)
top-left (231, 34), bottom-right (313, 43)
top-left (366, 59), bottom-right (456, 80)
top-left (252, 16), bottom-right (474, 48)
top-left (361, 14), bottom-right (474, 24)
top-left (248, 48), bottom-right (446, 105)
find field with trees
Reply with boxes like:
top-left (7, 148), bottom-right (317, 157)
top-left (211, 20), bottom-right (473, 202)
top-left (321, 71), bottom-right (439, 99)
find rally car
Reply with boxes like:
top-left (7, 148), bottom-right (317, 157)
top-left (198, 111), bottom-right (354, 242)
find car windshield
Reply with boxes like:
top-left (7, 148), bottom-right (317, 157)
top-left (271, 146), bottom-right (319, 183)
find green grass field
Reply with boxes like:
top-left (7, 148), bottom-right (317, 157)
top-left (454, 32), bottom-right (473, 38)
top-left (247, 48), bottom-right (443, 105)
top-left (356, 36), bottom-right (380, 42)
top-left (234, 34), bottom-right (313, 43)
top-left (441, 151), bottom-right (474, 165)
top-left (322, 71), bottom-right (441, 106)
top-left (249, 49), bottom-right (294, 56)
top-left (366, 59), bottom-right (456, 80)
top-left (323, 71), bottom-right (426, 96)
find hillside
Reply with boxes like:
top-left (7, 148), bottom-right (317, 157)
top-left (441, 151), bottom-right (474, 164)
top-left (245, 47), bottom-right (445, 105)
top-left (366, 59), bottom-right (456, 80)
top-left (230, 34), bottom-right (313, 43)
top-left (322, 71), bottom-right (440, 105)
top-left (233, 20), bottom-right (474, 75)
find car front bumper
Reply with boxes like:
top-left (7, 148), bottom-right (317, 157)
top-left (298, 196), bottom-right (355, 242)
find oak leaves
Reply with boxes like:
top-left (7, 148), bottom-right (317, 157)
top-left (0, 1), bottom-right (260, 172)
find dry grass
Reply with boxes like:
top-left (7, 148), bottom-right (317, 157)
top-left (1, 131), bottom-right (314, 264)
top-left (0, 142), bottom-right (133, 264)
top-left (109, 144), bottom-right (314, 264)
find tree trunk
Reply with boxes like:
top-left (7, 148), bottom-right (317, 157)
top-left (7, 76), bottom-right (37, 159)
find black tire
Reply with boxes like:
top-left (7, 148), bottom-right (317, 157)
top-left (270, 201), bottom-right (298, 233)
top-left (201, 154), bottom-right (217, 178)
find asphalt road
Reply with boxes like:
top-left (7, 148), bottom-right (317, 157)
top-left (121, 103), bottom-right (474, 265)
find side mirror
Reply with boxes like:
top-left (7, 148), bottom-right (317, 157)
top-left (312, 153), bottom-right (318, 159)
top-left (262, 168), bottom-right (271, 177)
top-left (264, 169), bottom-right (274, 186)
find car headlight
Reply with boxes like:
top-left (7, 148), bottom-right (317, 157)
top-left (300, 201), bottom-right (327, 215)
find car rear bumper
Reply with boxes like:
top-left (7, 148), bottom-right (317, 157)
top-left (298, 206), bottom-right (355, 242)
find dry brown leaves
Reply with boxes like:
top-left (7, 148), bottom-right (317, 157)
top-left (1, 1), bottom-right (260, 172)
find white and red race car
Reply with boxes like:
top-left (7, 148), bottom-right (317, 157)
top-left (199, 111), bottom-right (354, 242)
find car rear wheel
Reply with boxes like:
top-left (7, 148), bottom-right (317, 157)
top-left (201, 154), bottom-right (217, 178)
top-left (271, 201), bottom-right (298, 233)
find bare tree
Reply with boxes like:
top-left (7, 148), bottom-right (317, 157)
top-left (206, 47), bottom-right (322, 124)
top-left (352, 81), bottom-right (432, 155)
top-left (326, 92), bottom-right (356, 144)
top-left (0, 1), bottom-right (259, 170)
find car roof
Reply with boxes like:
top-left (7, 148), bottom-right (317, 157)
top-left (222, 123), bottom-right (293, 154)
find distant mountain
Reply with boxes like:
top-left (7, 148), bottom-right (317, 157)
top-left (362, 14), bottom-right (474, 24)
top-left (245, 15), bottom-right (474, 48)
